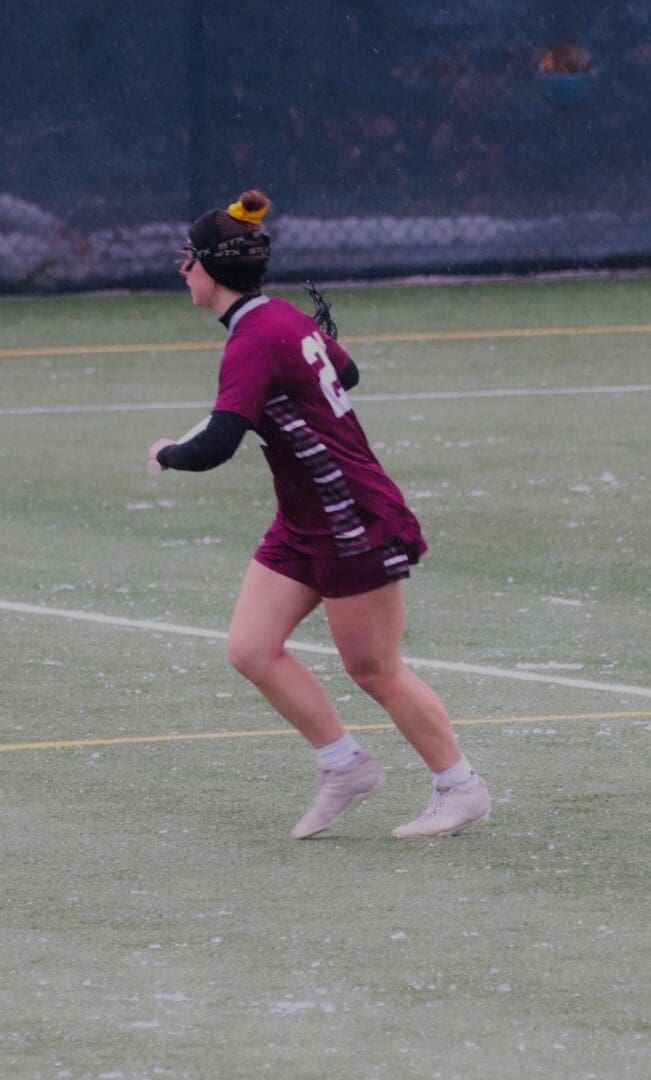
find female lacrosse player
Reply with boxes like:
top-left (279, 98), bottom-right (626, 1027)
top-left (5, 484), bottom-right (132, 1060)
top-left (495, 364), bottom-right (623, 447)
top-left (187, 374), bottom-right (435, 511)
top-left (148, 189), bottom-right (491, 839)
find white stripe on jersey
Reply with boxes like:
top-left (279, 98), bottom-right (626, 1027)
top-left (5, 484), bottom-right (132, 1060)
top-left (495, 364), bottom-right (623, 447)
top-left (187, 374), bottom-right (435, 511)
top-left (384, 554), bottom-right (409, 567)
top-left (335, 526), bottom-right (366, 539)
top-left (295, 443), bottom-right (326, 459)
top-left (315, 469), bottom-right (343, 484)
top-left (325, 499), bottom-right (355, 513)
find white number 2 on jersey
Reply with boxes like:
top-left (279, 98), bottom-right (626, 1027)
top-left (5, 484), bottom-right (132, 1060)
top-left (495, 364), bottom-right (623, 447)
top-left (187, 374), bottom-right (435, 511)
top-left (301, 331), bottom-right (352, 418)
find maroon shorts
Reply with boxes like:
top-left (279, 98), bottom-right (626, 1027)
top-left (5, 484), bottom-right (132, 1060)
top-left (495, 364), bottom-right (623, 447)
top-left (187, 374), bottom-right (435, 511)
top-left (254, 526), bottom-right (427, 599)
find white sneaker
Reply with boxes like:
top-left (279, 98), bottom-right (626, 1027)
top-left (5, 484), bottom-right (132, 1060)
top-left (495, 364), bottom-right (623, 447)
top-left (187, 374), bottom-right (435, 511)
top-left (392, 774), bottom-right (491, 838)
top-left (291, 752), bottom-right (384, 839)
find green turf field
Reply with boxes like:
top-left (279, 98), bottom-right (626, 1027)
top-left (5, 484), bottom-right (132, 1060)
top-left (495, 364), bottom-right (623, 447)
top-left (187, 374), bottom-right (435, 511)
top-left (1, 277), bottom-right (650, 1079)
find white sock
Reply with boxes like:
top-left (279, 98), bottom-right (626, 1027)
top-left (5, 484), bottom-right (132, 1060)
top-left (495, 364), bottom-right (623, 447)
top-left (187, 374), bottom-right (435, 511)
top-left (433, 756), bottom-right (474, 789)
top-left (316, 731), bottom-right (362, 770)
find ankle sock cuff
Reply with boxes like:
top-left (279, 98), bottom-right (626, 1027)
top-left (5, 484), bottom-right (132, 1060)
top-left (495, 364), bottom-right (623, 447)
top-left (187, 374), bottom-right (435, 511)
top-left (316, 731), bottom-right (362, 771)
top-left (433, 756), bottom-right (474, 788)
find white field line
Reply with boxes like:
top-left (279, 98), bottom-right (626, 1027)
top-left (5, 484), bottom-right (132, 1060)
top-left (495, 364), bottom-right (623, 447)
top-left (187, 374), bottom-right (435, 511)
top-left (2, 600), bottom-right (650, 700)
top-left (1, 384), bottom-right (650, 417)
top-left (355, 384), bottom-right (651, 402)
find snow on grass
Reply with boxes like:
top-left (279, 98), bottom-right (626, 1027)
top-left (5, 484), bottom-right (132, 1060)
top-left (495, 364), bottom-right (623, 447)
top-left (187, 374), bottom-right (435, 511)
top-left (543, 596), bottom-right (583, 607)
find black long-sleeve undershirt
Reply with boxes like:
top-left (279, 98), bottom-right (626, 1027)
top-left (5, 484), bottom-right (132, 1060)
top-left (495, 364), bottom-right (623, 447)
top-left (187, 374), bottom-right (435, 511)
top-left (156, 410), bottom-right (249, 471)
top-left (339, 358), bottom-right (359, 392)
top-left (157, 358), bottom-right (360, 472)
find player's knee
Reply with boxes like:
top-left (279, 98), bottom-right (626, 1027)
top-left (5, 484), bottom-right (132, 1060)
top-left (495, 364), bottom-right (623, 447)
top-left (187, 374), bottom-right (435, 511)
top-left (227, 637), bottom-right (275, 685)
top-left (345, 655), bottom-right (387, 696)
top-left (345, 654), bottom-right (405, 703)
top-left (227, 638), bottom-right (260, 681)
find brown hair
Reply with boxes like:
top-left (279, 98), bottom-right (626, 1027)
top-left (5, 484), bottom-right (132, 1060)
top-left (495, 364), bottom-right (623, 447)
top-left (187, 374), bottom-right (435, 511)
top-left (188, 188), bottom-right (272, 292)
top-left (234, 189), bottom-right (271, 218)
top-left (209, 189), bottom-right (272, 239)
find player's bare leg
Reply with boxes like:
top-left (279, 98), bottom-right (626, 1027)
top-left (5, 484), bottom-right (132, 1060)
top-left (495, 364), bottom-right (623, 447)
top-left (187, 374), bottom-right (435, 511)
top-left (324, 582), bottom-right (490, 837)
top-left (227, 560), bottom-right (342, 746)
top-left (324, 581), bottom-right (461, 771)
top-left (228, 561), bottom-right (384, 837)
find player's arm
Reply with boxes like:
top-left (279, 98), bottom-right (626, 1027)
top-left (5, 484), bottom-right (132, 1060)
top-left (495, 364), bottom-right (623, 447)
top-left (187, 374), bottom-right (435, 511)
top-left (340, 358), bottom-right (359, 390)
top-left (155, 410), bottom-right (250, 471)
top-left (150, 332), bottom-right (271, 472)
top-left (321, 332), bottom-right (360, 391)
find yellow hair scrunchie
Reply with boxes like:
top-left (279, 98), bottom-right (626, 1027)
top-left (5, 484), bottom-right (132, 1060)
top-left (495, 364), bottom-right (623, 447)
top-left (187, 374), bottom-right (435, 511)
top-left (227, 201), bottom-right (268, 225)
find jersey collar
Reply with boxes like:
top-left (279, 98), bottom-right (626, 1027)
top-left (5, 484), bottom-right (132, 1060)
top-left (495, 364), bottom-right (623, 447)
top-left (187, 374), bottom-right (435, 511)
top-left (221, 293), bottom-right (270, 336)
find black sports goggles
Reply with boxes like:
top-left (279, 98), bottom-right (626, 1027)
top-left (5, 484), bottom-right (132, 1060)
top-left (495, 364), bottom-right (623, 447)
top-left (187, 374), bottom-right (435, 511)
top-left (176, 246), bottom-right (201, 270)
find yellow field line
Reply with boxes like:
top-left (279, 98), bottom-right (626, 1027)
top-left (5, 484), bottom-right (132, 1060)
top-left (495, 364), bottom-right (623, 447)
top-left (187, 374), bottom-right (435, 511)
top-left (0, 341), bottom-right (218, 358)
top-left (1, 711), bottom-right (647, 753)
top-left (3, 323), bottom-right (651, 359)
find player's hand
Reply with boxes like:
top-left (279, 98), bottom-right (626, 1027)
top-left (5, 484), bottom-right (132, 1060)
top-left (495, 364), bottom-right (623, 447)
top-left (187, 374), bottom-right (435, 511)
top-left (147, 438), bottom-right (176, 472)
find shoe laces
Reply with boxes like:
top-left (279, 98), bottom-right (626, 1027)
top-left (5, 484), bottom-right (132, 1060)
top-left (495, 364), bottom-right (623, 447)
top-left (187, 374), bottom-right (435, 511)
top-left (418, 786), bottom-right (451, 820)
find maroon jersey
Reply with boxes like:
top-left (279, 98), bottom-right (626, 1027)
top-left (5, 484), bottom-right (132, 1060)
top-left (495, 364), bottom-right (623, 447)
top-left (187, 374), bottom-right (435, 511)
top-left (214, 295), bottom-right (425, 557)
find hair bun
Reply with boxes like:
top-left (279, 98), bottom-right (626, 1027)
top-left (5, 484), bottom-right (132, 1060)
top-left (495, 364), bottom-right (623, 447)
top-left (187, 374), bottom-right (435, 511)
top-left (227, 189), bottom-right (271, 225)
